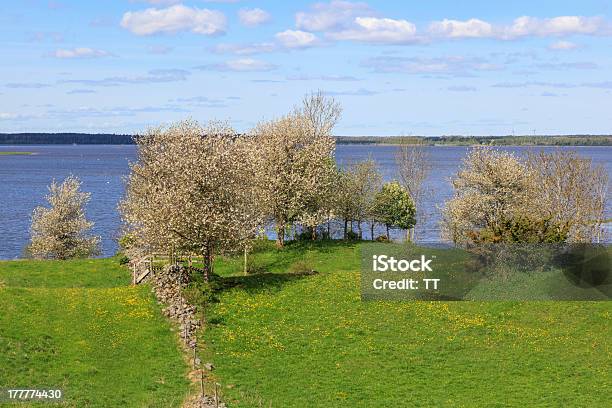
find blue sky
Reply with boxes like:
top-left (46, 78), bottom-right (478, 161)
top-left (1, 0), bottom-right (611, 136)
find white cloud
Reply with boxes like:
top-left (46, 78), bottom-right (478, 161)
top-left (274, 30), bottom-right (319, 49)
top-left (296, 0), bottom-right (373, 31)
top-left (424, 15), bottom-right (611, 42)
top-left (213, 31), bottom-right (320, 54)
top-left (363, 56), bottom-right (501, 76)
top-left (582, 81), bottom-right (612, 89)
top-left (428, 15), bottom-right (608, 40)
top-left (292, 3), bottom-right (610, 45)
top-left (67, 89), bottom-right (97, 94)
top-left (6, 82), bottom-right (51, 88)
top-left (492, 81), bottom-right (576, 89)
top-left (286, 74), bottom-right (360, 81)
top-left (506, 16), bottom-right (604, 38)
top-left (325, 88), bottom-right (380, 96)
top-left (534, 61), bottom-right (597, 70)
top-left (131, 0), bottom-right (181, 4)
top-left (196, 58), bottom-right (277, 72)
top-left (0, 112), bottom-right (18, 120)
top-left (121, 4), bottom-right (226, 36)
top-left (238, 8), bottom-right (271, 27)
top-left (53, 47), bottom-right (111, 59)
top-left (59, 69), bottom-right (191, 87)
top-left (329, 17), bottom-right (418, 43)
top-left (212, 42), bottom-right (277, 55)
top-left (428, 19), bottom-right (493, 38)
top-left (447, 85), bottom-right (477, 92)
top-left (549, 40), bottom-right (578, 50)
top-left (28, 31), bottom-right (63, 42)
top-left (147, 45), bottom-right (174, 54)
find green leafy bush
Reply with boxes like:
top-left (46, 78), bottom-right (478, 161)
top-left (466, 214), bottom-right (569, 275)
top-left (469, 215), bottom-right (569, 244)
top-left (183, 279), bottom-right (220, 306)
top-left (373, 181), bottom-right (416, 234)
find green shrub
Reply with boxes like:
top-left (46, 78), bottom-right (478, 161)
top-left (469, 215), bottom-right (569, 244)
top-left (246, 258), bottom-right (268, 274)
top-left (288, 260), bottom-right (316, 274)
top-left (466, 214), bottom-right (568, 276)
top-left (251, 238), bottom-right (276, 253)
top-left (183, 280), bottom-right (220, 307)
top-left (373, 181), bottom-right (416, 232)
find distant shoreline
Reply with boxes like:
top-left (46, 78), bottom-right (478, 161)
top-left (335, 135), bottom-right (612, 146)
top-left (0, 151), bottom-right (33, 155)
top-left (0, 133), bottom-right (611, 146)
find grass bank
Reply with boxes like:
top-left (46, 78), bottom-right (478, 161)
top-left (194, 241), bottom-right (611, 407)
top-left (0, 258), bottom-right (190, 407)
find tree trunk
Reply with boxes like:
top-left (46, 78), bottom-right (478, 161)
top-left (386, 225), bottom-right (390, 240)
top-left (371, 221), bottom-right (375, 241)
top-left (343, 219), bottom-right (348, 240)
top-left (202, 243), bottom-right (213, 282)
top-left (243, 246), bottom-right (248, 276)
top-left (357, 220), bottom-right (363, 240)
top-left (276, 222), bottom-right (285, 248)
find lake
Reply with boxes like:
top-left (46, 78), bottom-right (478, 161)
top-left (0, 144), bottom-right (610, 259)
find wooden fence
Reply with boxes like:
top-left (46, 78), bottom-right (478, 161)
top-left (131, 253), bottom-right (207, 285)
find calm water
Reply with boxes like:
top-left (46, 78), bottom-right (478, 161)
top-left (0, 144), bottom-right (610, 259)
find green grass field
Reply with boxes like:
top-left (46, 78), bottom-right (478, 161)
top-left (1, 244), bottom-right (610, 407)
top-left (0, 258), bottom-right (190, 407)
top-left (197, 241), bottom-right (611, 407)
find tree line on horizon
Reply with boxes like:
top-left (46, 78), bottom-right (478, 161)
top-left (2, 133), bottom-right (611, 146)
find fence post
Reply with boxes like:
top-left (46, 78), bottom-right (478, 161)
top-left (200, 369), bottom-right (204, 395)
top-left (193, 344), bottom-right (197, 370)
top-left (215, 383), bottom-right (219, 408)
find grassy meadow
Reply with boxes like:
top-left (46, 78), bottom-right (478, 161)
top-left (0, 243), bottom-right (610, 407)
top-left (0, 258), bottom-right (190, 407)
top-left (197, 241), bottom-right (611, 407)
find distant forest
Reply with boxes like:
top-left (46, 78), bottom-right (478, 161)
top-left (0, 133), bottom-right (611, 146)
top-left (336, 135), bottom-right (612, 146)
top-left (0, 133), bottom-right (133, 145)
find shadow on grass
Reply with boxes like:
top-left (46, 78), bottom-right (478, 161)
top-left (216, 269), bottom-right (318, 295)
top-left (199, 271), bottom-right (318, 327)
top-left (251, 238), bottom-right (358, 256)
top-left (214, 239), bottom-right (358, 277)
top-left (185, 239), bottom-right (359, 323)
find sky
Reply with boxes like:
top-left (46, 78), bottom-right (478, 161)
top-left (1, 0), bottom-right (611, 136)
